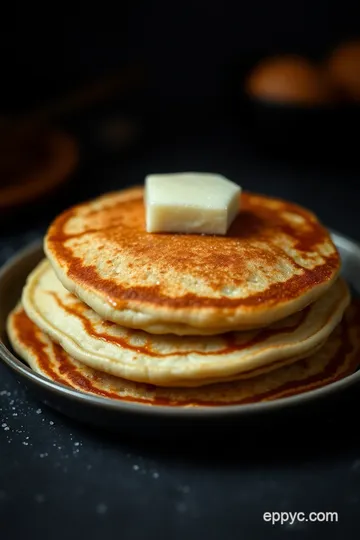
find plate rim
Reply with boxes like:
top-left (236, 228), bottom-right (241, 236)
top-left (0, 231), bottom-right (359, 418)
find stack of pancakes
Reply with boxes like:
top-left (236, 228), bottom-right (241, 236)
top-left (7, 187), bottom-right (360, 406)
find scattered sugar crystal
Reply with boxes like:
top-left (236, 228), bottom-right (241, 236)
top-left (176, 503), bottom-right (187, 513)
top-left (96, 503), bottom-right (107, 514)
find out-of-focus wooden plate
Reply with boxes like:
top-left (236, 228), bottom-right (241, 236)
top-left (0, 127), bottom-right (78, 213)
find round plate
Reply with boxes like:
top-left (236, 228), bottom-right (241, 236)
top-left (0, 232), bottom-right (359, 431)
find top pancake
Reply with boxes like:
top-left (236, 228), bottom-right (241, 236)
top-left (44, 186), bottom-right (340, 334)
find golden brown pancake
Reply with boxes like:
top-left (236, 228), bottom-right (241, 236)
top-left (44, 187), bottom-right (340, 334)
top-left (21, 259), bottom-right (349, 387)
top-left (7, 303), bottom-right (360, 406)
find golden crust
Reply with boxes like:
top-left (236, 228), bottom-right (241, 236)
top-left (44, 187), bottom-right (340, 333)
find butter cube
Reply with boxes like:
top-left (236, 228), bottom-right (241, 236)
top-left (145, 172), bottom-right (241, 235)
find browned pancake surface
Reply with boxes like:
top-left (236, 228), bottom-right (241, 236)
top-left (45, 188), bottom-right (340, 329)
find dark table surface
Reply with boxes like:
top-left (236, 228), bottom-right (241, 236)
top-left (1, 114), bottom-right (360, 540)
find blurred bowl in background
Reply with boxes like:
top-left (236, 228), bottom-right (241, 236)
top-left (244, 54), bottom-right (336, 106)
top-left (325, 39), bottom-right (360, 103)
top-left (237, 47), bottom-right (360, 161)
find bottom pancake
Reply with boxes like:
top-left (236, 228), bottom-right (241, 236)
top-left (6, 303), bottom-right (360, 407)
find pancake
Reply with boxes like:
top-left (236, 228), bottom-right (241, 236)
top-left (21, 259), bottom-right (349, 387)
top-left (44, 187), bottom-right (340, 335)
top-left (7, 303), bottom-right (360, 406)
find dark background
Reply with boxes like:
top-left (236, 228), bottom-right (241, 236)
top-left (1, 3), bottom-right (360, 539)
top-left (1, 0), bottom-right (360, 109)
top-left (1, 0), bottom-right (360, 232)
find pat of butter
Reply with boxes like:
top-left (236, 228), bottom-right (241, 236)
top-left (145, 172), bottom-right (241, 235)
